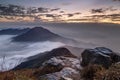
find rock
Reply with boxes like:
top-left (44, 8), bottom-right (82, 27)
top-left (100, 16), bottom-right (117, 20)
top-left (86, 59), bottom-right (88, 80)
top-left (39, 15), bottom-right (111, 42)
top-left (13, 47), bottom-right (77, 70)
top-left (39, 67), bottom-right (80, 80)
top-left (42, 56), bottom-right (81, 71)
top-left (81, 47), bottom-right (120, 68)
top-left (34, 63), bottom-right (64, 77)
top-left (36, 56), bottom-right (81, 80)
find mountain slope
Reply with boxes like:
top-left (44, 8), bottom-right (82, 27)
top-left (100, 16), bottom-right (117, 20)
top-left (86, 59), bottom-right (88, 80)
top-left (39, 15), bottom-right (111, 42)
top-left (13, 47), bottom-right (77, 70)
top-left (13, 27), bottom-right (64, 42)
top-left (0, 28), bottom-right (30, 35)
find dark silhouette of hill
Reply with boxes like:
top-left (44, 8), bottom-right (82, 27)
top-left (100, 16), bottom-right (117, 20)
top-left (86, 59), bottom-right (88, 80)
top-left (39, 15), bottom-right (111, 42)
top-left (13, 27), bottom-right (66, 42)
top-left (0, 28), bottom-right (30, 35)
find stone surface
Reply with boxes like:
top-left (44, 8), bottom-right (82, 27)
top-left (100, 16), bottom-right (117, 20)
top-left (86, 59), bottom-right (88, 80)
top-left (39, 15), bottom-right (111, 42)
top-left (81, 47), bottom-right (120, 68)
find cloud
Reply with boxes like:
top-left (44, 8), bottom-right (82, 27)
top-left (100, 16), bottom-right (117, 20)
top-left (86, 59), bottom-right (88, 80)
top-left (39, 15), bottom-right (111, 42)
top-left (64, 12), bottom-right (81, 17)
top-left (84, 13), bottom-right (120, 22)
top-left (0, 4), bottom-right (25, 16)
top-left (37, 7), bottom-right (49, 13)
top-left (51, 8), bottom-right (60, 11)
top-left (91, 8), bottom-right (106, 14)
top-left (91, 7), bottom-right (118, 14)
top-left (0, 35), bottom-right (64, 71)
top-left (108, 13), bottom-right (120, 21)
top-left (67, 14), bottom-right (74, 17)
top-left (0, 4), bottom-right (61, 16)
top-left (60, 11), bottom-right (65, 13)
top-left (45, 14), bottom-right (62, 21)
top-left (0, 4), bottom-right (62, 22)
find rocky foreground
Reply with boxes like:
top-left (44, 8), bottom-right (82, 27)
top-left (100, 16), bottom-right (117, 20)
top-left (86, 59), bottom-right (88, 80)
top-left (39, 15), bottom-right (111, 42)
top-left (0, 47), bottom-right (120, 80)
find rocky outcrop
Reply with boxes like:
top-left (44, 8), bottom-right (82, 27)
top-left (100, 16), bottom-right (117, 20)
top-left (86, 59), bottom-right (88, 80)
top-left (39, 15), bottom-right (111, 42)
top-left (13, 47), bottom-right (80, 80)
top-left (37, 56), bottom-right (81, 80)
top-left (13, 47), bottom-right (77, 70)
top-left (81, 47), bottom-right (120, 68)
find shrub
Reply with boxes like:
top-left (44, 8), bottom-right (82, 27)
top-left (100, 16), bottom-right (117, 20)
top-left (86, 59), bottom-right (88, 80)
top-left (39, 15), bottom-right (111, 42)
top-left (95, 63), bottom-right (120, 80)
top-left (81, 63), bottom-right (120, 80)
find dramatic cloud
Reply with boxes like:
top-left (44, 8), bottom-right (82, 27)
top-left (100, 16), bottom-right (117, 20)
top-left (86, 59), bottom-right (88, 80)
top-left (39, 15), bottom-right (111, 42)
top-left (0, 4), bottom-right (25, 16)
top-left (0, 4), bottom-right (62, 22)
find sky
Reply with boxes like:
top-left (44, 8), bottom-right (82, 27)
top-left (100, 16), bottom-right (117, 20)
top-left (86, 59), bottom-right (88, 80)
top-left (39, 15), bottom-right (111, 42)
top-left (0, 0), bottom-right (120, 24)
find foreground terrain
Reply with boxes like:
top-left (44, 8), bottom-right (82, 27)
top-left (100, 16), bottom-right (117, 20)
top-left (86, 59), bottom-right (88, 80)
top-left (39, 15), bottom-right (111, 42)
top-left (0, 47), bottom-right (120, 80)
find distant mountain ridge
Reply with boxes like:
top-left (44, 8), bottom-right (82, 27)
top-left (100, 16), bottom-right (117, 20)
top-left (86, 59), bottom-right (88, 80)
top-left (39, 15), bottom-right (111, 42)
top-left (0, 28), bottom-right (30, 35)
top-left (12, 27), bottom-right (65, 42)
top-left (12, 27), bottom-right (77, 44)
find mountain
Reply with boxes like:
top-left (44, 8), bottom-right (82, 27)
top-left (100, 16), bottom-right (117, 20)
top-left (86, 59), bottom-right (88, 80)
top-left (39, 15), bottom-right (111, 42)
top-left (0, 28), bottom-right (30, 35)
top-left (12, 27), bottom-right (79, 46)
top-left (13, 47), bottom-right (77, 70)
top-left (12, 27), bottom-right (65, 42)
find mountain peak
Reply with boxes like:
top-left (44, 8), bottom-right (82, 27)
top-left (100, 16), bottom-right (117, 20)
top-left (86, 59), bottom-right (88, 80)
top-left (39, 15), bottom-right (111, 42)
top-left (28, 27), bottom-right (52, 34)
top-left (13, 27), bottom-right (62, 42)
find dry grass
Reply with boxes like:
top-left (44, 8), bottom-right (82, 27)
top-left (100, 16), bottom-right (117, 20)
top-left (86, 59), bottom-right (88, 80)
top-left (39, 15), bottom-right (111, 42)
top-left (80, 64), bottom-right (105, 80)
top-left (81, 63), bottom-right (120, 80)
top-left (95, 63), bottom-right (120, 80)
top-left (0, 64), bottom-right (63, 80)
top-left (0, 69), bottom-right (36, 80)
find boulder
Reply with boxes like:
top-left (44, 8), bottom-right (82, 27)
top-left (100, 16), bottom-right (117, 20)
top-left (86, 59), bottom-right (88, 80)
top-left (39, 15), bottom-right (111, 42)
top-left (81, 47), bottom-right (120, 68)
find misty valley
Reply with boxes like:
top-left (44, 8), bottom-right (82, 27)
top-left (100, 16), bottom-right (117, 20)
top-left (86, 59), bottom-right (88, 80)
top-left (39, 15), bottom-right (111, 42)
top-left (0, 24), bottom-right (119, 80)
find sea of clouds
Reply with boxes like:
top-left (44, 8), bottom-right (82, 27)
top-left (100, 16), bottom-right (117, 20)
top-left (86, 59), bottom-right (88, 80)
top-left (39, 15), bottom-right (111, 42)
top-left (0, 35), bottom-right (64, 71)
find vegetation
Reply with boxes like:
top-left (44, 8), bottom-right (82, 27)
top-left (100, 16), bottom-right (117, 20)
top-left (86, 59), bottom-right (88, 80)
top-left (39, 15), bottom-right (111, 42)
top-left (0, 69), bottom-right (36, 80)
top-left (81, 63), bottom-right (120, 80)
top-left (0, 63), bottom-right (63, 80)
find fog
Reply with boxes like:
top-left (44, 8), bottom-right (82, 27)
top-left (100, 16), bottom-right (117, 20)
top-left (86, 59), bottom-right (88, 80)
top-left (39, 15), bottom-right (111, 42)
top-left (41, 23), bottom-right (120, 52)
top-left (0, 22), bottom-right (120, 52)
top-left (0, 35), bottom-right (64, 71)
top-left (0, 22), bottom-right (120, 71)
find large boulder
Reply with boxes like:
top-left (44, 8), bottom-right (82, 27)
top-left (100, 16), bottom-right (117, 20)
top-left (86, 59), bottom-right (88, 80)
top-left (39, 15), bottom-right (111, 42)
top-left (81, 47), bottom-right (120, 68)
